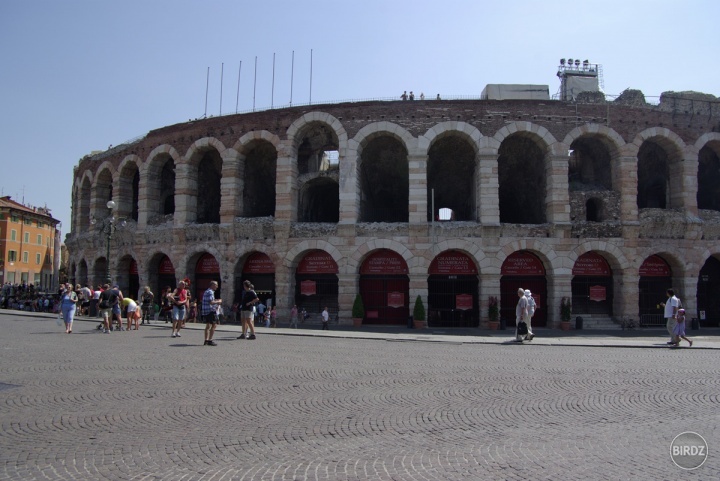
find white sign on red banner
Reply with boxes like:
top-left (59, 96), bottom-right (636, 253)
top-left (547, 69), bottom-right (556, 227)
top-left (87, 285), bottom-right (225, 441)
top-left (572, 252), bottom-right (611, 277)
top-left (589, 285), bottom-right (607, 302)
top-left (639, 255), bottom-right (672, 277)
top-left (360, 249), bottom-right (408, 275)
top-left (455, 294), bottom-right (473, 310)
top-left (387, 291), bottom-right (404, 308)
top-left (159, 256), bottom-right (175, 275)
top-left (243, 252), bottom-right (275, 274)
top-left (196, 254), bottom-right (220, 274)
top-left (429, 251), bottom-right (477, 275)
top-left (297, 251), bottom-right (338, 274)
top-left (300, 280), bottom-right (317, 296)
top-left (501, 251), bottom-right (545, 276)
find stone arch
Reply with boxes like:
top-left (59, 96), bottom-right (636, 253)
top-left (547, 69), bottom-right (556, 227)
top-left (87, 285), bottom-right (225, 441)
top-left (570, 242), bottom-right (630, 273)
top-left (185, 138), bottom-right (225, 224)
top-left (635, 247), bottom-right (688, 278)
top-left (353, 122), bottom-right (414, 223)
top-left (285, 240), bottom-right (344, 270)
top-left (117, 155), bottom-right (142, 222)
top-left (179, 245), bottom-right (226, 279)
top-left (695, 133), bottom-right (720, 211)
top-left (144, 145), bottom-right (181, 221)
top-left (430, 239), bottom-right (487, 274)
top-left (286, 111), bottom-right (349, 154)
top-left (498, 240), bottom-right (557, 274)
top-left (77, 172), bottom-right (93, 232)
top-left (347, 239), bottom-right (414, 274)
top-left (235, 132), bottom-right (278, 218)
top-left (92, 164), bottom-right (115, 220)
top-left (422, 122), bottom-right (482, 221)
top-left (495, 125), bottom-right (552, 224)
top-left (633, 128), bottom-right (686, 210)
top-left (563, 125), bottom-right (626, 192)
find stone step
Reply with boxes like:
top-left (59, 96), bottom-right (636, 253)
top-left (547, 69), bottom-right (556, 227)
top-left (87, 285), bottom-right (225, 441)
top-left (574, 316), bottom-right (621, 330)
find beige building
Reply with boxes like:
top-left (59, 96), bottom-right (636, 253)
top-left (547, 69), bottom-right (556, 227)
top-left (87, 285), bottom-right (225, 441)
top-left (0, 196), bottom-right (61, 290)
top-left (66, 93), bottom-right (720, 328)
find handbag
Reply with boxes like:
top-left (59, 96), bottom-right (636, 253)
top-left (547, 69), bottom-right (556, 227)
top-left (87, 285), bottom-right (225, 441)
top-left (56, 311), bottom-right (64, 326)
top-left (517, 321), bottom-right (528, 336)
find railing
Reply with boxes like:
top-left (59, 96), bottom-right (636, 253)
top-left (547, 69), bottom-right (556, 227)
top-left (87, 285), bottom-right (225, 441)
top-left (639, 313), bottom-right (665, 327)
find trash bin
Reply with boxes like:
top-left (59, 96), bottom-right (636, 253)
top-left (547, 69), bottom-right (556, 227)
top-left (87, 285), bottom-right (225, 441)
top-left (408, 315), bottom-right (414, 329)
top-left (691, 318), bottom-right (700, 330)
top-left (575, 316), bottom-right (583, 330)
top-left (499, 318), bottom-right (506, 330)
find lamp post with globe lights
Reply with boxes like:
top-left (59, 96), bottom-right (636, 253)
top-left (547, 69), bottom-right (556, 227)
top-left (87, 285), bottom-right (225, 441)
top-left (90, 200), bottom-right (126, 284)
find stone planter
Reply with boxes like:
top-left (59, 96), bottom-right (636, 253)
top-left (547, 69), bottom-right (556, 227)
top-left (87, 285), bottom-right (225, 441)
top-left (352, 317), bottom-right (363, 327)
top-left (413, 319), bottom-right (427, 329)
top-left (488, 321), bottom-right (499, 330)
top-left (560, 320), bottom-right (571, 331)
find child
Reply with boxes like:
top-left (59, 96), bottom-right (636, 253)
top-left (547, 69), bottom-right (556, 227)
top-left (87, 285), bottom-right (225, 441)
top-left (269, 306), bottom-right (277, 328)
top-left (187, 300), bottom-right (198, 324)
top-left (672, 308), bottom-right (693, 347)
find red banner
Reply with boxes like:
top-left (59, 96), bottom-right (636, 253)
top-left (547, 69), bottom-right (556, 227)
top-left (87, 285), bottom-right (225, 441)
top-left (501, 251), bottom-right (545, 276)
top-left (297, 250), bottom-right (338, 274)
top-left (243, 252), bottom-right (275, 274)
top-left (360, 249), bottom-right (408, 275)
top-left (589, 285), bottom-right (607, 302)
top-left (196, 254), bottom-right (219, 274)
top-left (300, 280), bottom-right (316, 296)
top-left (639, 255), bottom-right (671, 277)
top-left (366, 310), bottom-right (379, 319)
top-left (387, 291), bottom-right (404, 308)
top-left (572, 252), bottom-right (611, 276)
top-left (130, 259), bottom-right (138, 275)
top-left (429, 251), bottom-right (477, 275)
top-left (455, 294), bottom-right (473, 310)
top-left (158, 256), bottom-right (175, 275)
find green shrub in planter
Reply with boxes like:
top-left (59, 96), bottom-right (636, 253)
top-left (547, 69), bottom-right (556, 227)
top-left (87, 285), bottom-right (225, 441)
top-left (413, 295), bottom-right (425, 322)
top-left (352, 294), bottom-right (365, 319)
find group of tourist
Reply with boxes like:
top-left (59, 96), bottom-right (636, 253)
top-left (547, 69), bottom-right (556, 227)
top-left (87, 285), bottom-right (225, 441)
top-left (514, 288), bottom-right (537, 342)
top-left (0, 282), bottom-right (59, 312)
top-left (400, 91), bottom-right (441, 101)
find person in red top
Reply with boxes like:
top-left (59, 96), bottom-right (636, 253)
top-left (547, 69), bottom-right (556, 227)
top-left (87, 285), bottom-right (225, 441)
top-left (169, 280), bottom-right (189, 338)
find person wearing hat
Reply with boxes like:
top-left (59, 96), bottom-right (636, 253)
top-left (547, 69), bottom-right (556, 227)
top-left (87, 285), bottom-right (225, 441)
top-left (515, 288), bottom-right (528, 342)
top-left (524, 289), bottom-right (536, 341)
top-left (672, 308), bottom-right (693, 347)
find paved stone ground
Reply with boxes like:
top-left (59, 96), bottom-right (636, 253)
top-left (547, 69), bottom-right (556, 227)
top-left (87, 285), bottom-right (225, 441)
top-left (0, 312), bottom-right (717, 480)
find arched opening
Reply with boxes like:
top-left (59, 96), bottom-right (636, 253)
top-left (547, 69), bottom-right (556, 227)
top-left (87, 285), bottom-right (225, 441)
top-left (294, 250), bottom-right (339, 320)
top-left (638, 255), bottom-right (673, 325)
top-left (194, 253), bottom-right (221, 302)
top-left (586, 198), bottom-right (601, 222)
top-left (197, 151), bottom-right (222, 224)
top-left (77, 260), bottom-right (88, 286)
top-left (118, 163), bottom-right (140, 222)
top-left (93, 170), bottom-right (113, 220)
top-left (238, 252), bottom-right (276, 314)
top-left (93, 257), bottom-right (108, 285)
top-left (359, 136), bottom-right (409, 222)
top-left (697, 256), bottom-right (720, 327)
top-left (498, 134), bottom-right (546, 224)
top-left (148, 254), bottom-right (176, 304)
top-left (427, 250), bottom-right (479, 328)
top-left (160, 158), bottom-right (176, 216)
top-left (427, 135), bottom-right (476, 221)
top-left (296, 123), bottom-right (339, 176)
top-left (359, 249), bottom-right (409, 325)
top-left (637, 141), bottom-right (669, 209)
top-left (299, 177), bottom-right (339, 222)
top-left (568, 137), bottom-right (612, 191)
top-left (117, 255), bottom-right (139, 299)
top-left (78, 177), bottom-right (92, 231)
top-left (697, 144), bottom-right (720, 211)
top-left (500, 251), bottom-right (547, 327)
top-left (571, 252), bottom-right (613, 316)
top-left (242, 140), bottom-right (277, 218)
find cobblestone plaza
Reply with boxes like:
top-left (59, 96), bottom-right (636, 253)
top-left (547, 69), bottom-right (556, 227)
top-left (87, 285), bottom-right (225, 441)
top-left (0, 313), bottom-right (717, 480)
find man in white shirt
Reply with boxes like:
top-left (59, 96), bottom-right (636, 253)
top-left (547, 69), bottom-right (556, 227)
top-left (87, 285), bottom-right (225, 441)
top-left (663, 288), bottom-right (680, 345)
top-left (321, 307), bottom-right (330, 330)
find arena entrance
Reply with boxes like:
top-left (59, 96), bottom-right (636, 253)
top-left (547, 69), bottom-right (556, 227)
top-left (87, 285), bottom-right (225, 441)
top-left (500, 251), bottom-right (547, 327)
top-left (156, 255), bottom-right (176, 299)
top-left (427, 250), bottom-right (479, 328)
top-left (359, 249), bottom-right (409, 325)
top-left (638, 255), bottom-right (672, 326)
top-left (294, 250), bottom-right (338, 318)
top-left (238, 252), bottom-right (275, 310)
top-left (697, 256), bottom-right (720, 327)
top-left (571, 252), bottom-right (613, 316)
top-left (194, 253), bottom-right (221, 302)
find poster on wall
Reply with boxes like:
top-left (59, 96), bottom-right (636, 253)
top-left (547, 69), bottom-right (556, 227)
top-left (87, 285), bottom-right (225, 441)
top-left (300, 280), bottom-right (317, 296)
top-left (589, 285), bottom-right (607, 302)
top-left (455, 294), bottom-right (473, 310)
top-left (387, 291), bottom-right (404, 308)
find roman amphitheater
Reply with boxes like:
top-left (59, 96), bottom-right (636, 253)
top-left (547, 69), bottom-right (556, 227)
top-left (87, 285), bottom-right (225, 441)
top-left (66, 88), bottom-right (720, 329)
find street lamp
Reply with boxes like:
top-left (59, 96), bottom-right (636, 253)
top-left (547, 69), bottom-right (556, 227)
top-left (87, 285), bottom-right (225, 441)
top-left (90, 200), bottom-right (126, 284)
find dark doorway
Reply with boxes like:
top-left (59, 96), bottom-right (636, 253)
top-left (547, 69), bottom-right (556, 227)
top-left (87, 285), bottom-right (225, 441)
top-left (697, 256), bottom-right (720, 327)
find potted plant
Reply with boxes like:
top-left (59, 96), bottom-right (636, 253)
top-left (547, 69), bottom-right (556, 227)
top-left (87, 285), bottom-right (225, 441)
top-left (412, 295), bottom-right (426, 329)
top-left (352, 294), bottom-right (364, 327)
top-left (560, 297), bottom-right (572, 330)
top-left (488, 296), bottom-right (500, 330)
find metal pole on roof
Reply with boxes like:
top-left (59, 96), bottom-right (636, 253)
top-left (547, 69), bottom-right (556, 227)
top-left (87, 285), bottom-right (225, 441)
top-left (290, 50), bottom-right (294, 106)
top-left (271, 53), bottom-right (275, 109)
top-left (235, 61), bottom-right (242, 114)
top-left (253, 56), bottom-right (257, 112)
top-left (309, 49), bottom-right (313, 105)
top-left (220, 62), bottom-right (224, 116)
top-left (204, 67), bottom-right (209, 118)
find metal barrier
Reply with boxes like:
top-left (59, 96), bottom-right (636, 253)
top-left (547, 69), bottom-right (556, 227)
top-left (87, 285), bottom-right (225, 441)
top-left (639, 313), bottom-right (665, 327)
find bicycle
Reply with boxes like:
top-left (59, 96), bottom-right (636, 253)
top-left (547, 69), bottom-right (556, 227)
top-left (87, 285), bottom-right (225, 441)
top-left (621, 317), bottom-right (636, 330)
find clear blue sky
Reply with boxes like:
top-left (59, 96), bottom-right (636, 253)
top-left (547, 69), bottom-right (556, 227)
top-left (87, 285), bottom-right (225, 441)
top-left (1, 0), bottom-right (718, 237)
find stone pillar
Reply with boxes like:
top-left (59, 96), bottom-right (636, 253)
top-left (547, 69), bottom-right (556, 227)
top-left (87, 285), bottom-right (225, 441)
top-left (408, 154), bottom-right (428, 224)
top-left (275, 140), bottom-right (297, 222)
top-left (679, 154), bottom-right (699, 217)
top-left (137, 173), bottom-right (150, 229)
top-left (174, 162), bottom-right (196, 226)
top-left (478, 153), bottom-right (500, 225)
top-left (547, 273), bottom-right (572, 328)
top-left (273, 261), bottom-right (293, 319)
top-left (545, 149), bottom-right (571, 224)
top-left (339, 144), bottom-right (359, 224)
top-left (678, 274), bottom-right (698, 314)
top-left (479, 272), bottom-right (501, 328)
top-left (408, 273), bottom-right (428, 321)
top-left (220, 150), bottom-right (241, 223)
top-left (615, 155), bottom-right (639, 223)
top-left (337, 272), bottom-right (356, 325)
top-left (615, 271), bottom-right (639, 321)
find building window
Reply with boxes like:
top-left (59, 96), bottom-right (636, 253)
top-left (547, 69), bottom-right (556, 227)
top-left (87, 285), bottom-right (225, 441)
top-left (38, 222), bottom-right (44, 228)
top-left (10, 229), bottom-right (16, 241)
top-left (24, 218), bottom-right (32, 225)
top-left (11, 215), bottom-right (19, 222)
top-left (24, 232), bottom-right (29, 243)
top-left (36, 253), bottom-right (41, 265)
top-left (8, 250), bottom-right (17, 262)
top-left (23, 251), bottom-right (29, 263)
top-left (37, 234), bottom-right (42, 245)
